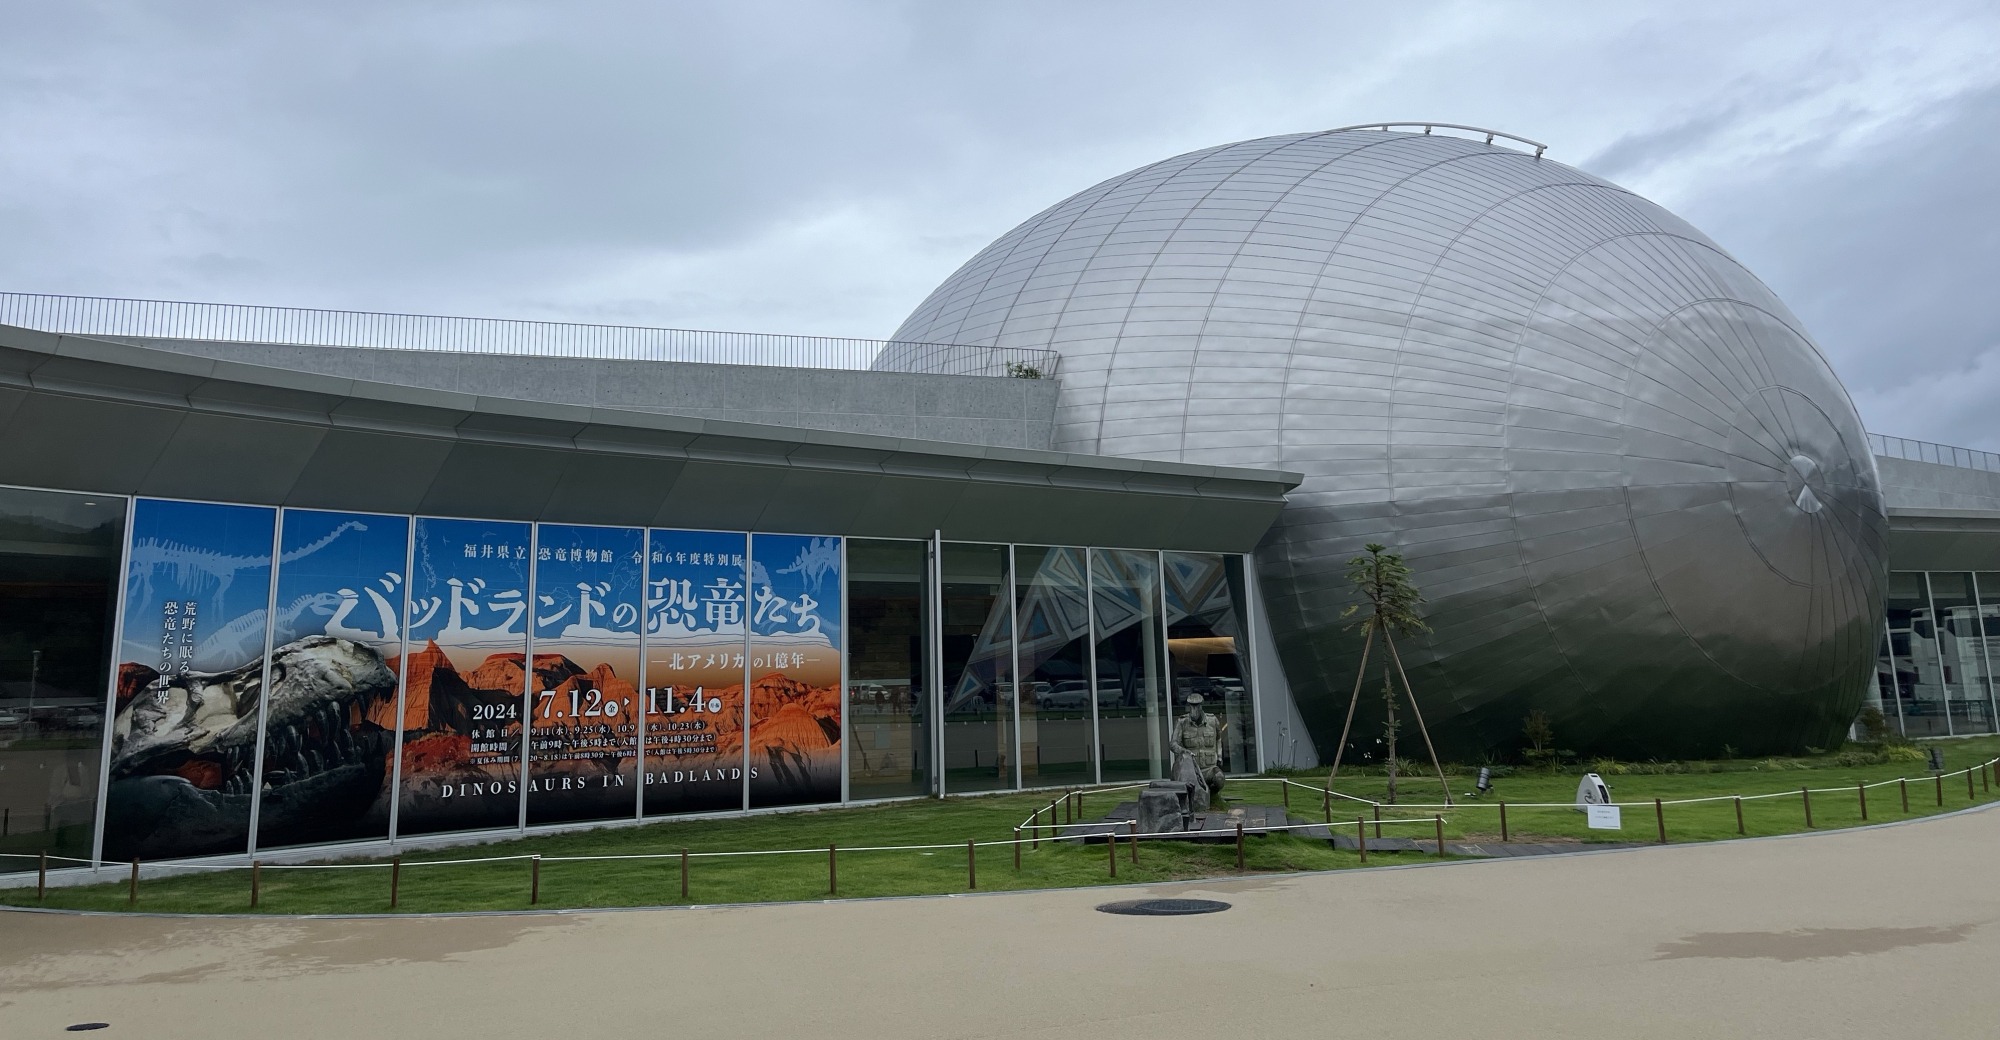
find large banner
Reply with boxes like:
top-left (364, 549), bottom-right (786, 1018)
top-left (397, 517), bottom-right (531, 836)
top-left (104, 499), bottom-right (277, 860)
top-left (527, 524), bottom-right (643, 825)
top-left (642, 530), bottom-right (748, 815)
top-left (255, 509), bottom-right (409, 849)
top-left (748, 534), bottom-right (842, 808)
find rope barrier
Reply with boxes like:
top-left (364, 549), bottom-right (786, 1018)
top-left (8, 755), bottom-right (1995, 896)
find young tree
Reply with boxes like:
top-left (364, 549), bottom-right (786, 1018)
top-left (1326, 543), bottom-right (1450, 806)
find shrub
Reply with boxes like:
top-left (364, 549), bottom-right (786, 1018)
top-left (1004, 361), bottom-right (1045, 379)
top-left (1885, 744), bottom-right (1928, 763)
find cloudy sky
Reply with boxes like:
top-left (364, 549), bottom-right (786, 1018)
top-left (4, 2), bottom-right (1998, 446)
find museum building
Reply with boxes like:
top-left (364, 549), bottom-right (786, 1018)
top-left (0, 123), bottom-right (1993, 869)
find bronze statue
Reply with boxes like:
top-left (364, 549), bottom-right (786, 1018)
top-left (1169, 693), bottom-right (1225, 811)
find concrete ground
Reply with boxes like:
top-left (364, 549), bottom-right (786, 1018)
top-left (4, 807), bottom-right (1997, 1039)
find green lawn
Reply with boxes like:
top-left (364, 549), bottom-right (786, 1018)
top-left (6, 736), bottom-right (1996, 915)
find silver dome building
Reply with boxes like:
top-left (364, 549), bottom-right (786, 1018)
top-left (882, 124), bottom-right (1888, 760)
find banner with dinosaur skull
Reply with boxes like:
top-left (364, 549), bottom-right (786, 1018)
top-left (254, 508), bottom-right (409, 850)
top-left (748, 534), bottom-right (842, 809)
top-left (641, 529), bottom-right (750, 816)
top-left (396, 517), bottom-right (532, 837)
top-left (104, 498), bottom-right (278, 861)
top-left (526, 523), bottom-right (644, 826)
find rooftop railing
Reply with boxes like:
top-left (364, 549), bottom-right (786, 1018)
top-left (1869, 433), bottom-right (2000, 474)
top-left (0, 292), bottom-right (1059, 379)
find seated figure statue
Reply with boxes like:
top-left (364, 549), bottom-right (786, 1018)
top-left (1168, 693), bottom-right (1225, 813)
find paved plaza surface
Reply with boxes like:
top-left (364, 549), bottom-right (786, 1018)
top-left (4, 808), bottom-right (1998, 1039)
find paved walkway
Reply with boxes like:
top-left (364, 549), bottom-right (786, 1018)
top-left (5, 807), bottom-right (1999, 1039)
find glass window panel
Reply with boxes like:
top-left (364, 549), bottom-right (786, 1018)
top-left (1872, 625), bottom-right (1902, 736)
top-left (846, 539), bottom-right (930, 800)
top-left (256, 509), bottom-right (408, 850)
top-left (642, 530), bottom-right (749, 816)
top-left (527, 524), bottom-right (644, 826)
top-left (1092, 548), bottom-right (1167, 782)
top-left (1929, 572), bottom-right (1992, 735)
top-left (397, 517), bottom-right (532, 838)
top-left (1163, 552), bottom-right (1256, 773)
top-left (1886, 572), bottom-right (1947, 737)
top-left (108, 499), bottom-right (276, 860)
top-left (0, 490), bottom-right (123, 864)
top-left (941, 543), bottom-right (1013, 793)
top-left (1014, 546), bottom-right (1094, 786)
top-left (746, 534), bottom-right (843, 809)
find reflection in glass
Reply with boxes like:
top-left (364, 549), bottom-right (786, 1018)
top-left (0, 490), bottom-right (123, 864)
top-left (1092, 549), bottom-right (1166, 782)
top-left (1975, 574), bottom-right (2000, 735)
top-left (1013, 546), bottom-right (1093, 785)
top-left (1885, 572), bottom-right (1947, 737)
top-left (1164, 552), bottom-right (1255, 773)
top-left (1871, 626), bottom-right (1902, 734)
top-left (846, 540), bottom-right (930, 800)
top-left (1928, 572), bottom-right (1993, 735)
top-left (941, 543), bottom-right (1013, 792)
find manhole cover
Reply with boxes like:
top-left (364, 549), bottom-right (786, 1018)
top-left (1095, 898), bottom-right (1230, 916)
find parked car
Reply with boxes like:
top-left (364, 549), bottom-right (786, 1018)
top-left (0, 709), bottom-right (25, 728)
top-left (1038, 681), bottom-right (1090, 712)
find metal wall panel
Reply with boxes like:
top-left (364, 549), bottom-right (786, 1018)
top-left (884, 127), bottom-right (1889, 759)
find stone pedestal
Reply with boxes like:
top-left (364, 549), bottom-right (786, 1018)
top-left (1138, 781), bottom-right (1191, 834)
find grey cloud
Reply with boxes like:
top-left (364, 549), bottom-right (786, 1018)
top-left (1676, 85), bottom-right (2000, 445)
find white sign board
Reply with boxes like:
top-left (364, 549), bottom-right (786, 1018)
top-left (1585, 804), bottom-right (1622, 830)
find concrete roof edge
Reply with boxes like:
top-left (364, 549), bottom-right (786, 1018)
top-left (0, 323), bottom-right (1299, 491)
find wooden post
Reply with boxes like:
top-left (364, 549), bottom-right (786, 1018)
top-left (1282, 781), bottom-right (1290, 809)
top-left (680, 848), bottom-right (689, 901)
top-left (1032, 807), bottom-right (1041, 851)
top-left (1128, 820), bottom-right (1138, 865)
top-left (1901, 777), bottom-right (1910, 813)
top-left (390, 855), bottom-right (401, 909)
top-left (1434, 815), bottom-right (1445, 857)
top-left (1858, 782), bottom-right (1868, 821)
top-left (1235, 822), bottom-right (1246, 870)
top-left (1498, 801), bottom-right (1509, 843)
top-left (128, 858), bottom-right (138, 907)
top-left (38, 850), bottom-right (47, 902)
top-left (1969, 767), bottom-right (1977, 800)
top-left (1013, 828), bottom-right (1021, 869)
top-left (1108, 832), bottom-right (1117, 878)
top-left (1985, 764), bottom-right (1991, 794)
top-left (530, 856), bottom-right (541, 905)
top-left (1734, 796), bottom-right (1744, 835)
top-left (1936, 773), bottom-right (1944, 807)
top-left (1321, 786), bottom-right (1330, 823)
top-left (1655, 798), bottom-right (1666, 844)
top-left (1373, 804), bottom-right (1382, 840)
top-left (250, 860), bottom-right (261, 909)
top-left (1064, 792), bottom-right (1072, 824)
top-left (1355, 818), bottom-right (1367, 863)
top-left (1801, 788), bottom-right (1813, 829)
top-left (828, 844), bottom-right (837, 895)
top-left (967, 841), bottom-right (976, 890)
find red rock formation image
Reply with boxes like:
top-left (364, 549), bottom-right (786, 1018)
top-left (747, 672), bottom-right (841, 801)
top-left (401, 731), bottom-right (475, 775)
top-left (115, 662), bottom-right (159, 710)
